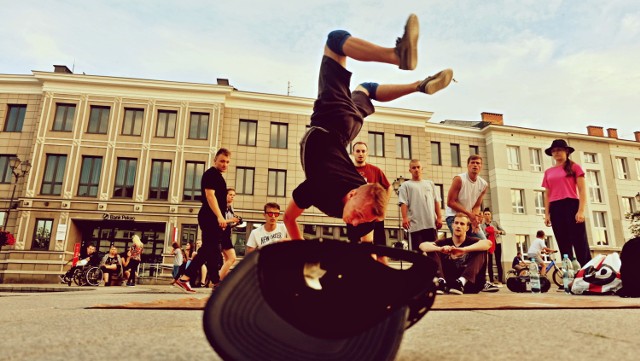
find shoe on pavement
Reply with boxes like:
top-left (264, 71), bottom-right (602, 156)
top-left (58, 275), bottom-right (67, 284)
top-left (174, 278), bottom-right (196, 293)
top-left (436, 278), bottom-right (446, 295)
top-left (449, 279), bottom-right (464, 295)
top-left (417, 69), bottom-right (454, 95)
top-left (481, 282), bottom-right (500, 293)
top-left (395, 14), bottom-right (419, 70)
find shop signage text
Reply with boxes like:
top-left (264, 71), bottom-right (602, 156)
top-left (102, 213), bottom-right (136, 221)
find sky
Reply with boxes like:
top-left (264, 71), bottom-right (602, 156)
top-left (2, 0), bottom-right (639, 140)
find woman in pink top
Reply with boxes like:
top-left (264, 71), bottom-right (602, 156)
top-left (541, 139), bottom-right (591, 267)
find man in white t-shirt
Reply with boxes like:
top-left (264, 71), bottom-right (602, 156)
top-left (246, 202), bottom-right (289, 253)
top-left (528, 230), bottom-right (555, 276)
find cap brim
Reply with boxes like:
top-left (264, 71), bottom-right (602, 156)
top-left (203, 239), bottom-right (437, 361)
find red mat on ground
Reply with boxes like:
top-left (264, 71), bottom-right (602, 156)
top-left (90, 292), bottom-right (640, 310)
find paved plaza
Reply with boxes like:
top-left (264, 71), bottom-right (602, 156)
top-left (0, 284), bottom-right (638, 361)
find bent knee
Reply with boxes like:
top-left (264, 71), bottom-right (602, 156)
top-left (326, 30), bottom-right (351, 56)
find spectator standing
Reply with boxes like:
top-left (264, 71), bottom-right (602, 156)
top-left (171, 242), bottom-right (183, 282)
top-left (480, 208), bottom-right (506, 284)
top-left (542, 139), bottom-right (591, 267)
top-left (349, 141), bottom-right (392, 263)
top-left (246, 202), bottom-right (289, 254)
top-left (398, 159), bottom-right (442, 252)
top-left (126, 235), bottom-right (143, 287)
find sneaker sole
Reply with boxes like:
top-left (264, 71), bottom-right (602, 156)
top-left (482, 288), bottom-right (500, 293)
top-left (426, 69), bottom-right (453, 95)
top-left (399, 14), bottom-right (419, 70)
top-left (449, 289), bottom-right (463, 295)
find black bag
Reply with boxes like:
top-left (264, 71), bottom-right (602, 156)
top-left (507, 275), bottom-right (551, 293)
top-left (619, 237), bottom-right (640, 298)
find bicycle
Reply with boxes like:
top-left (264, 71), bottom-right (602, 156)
top-left (517, 251), bottom-right (564, 288)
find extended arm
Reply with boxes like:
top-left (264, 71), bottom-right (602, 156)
top-left (575, 176), bottom-right (586, 223)
top-left (283, 199), bottom-right (305, 240)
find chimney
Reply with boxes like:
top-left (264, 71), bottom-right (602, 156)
top-left (587, 125), bottom-right (604, 137)
top-left (216, 78), bottom-right (230, 86)
top-left (53, 65), bottom-right (73, 74)
top-left (606, 128), bottom-right (618, 139)
top-left (635, 131), bottom-right (640, 143)
top-left (481, 112), bottom-right (504, 125)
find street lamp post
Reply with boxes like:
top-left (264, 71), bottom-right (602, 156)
top-left (391, 176), bottom-right (409, 267)
top-left (3, 157), bottom-right (31, 231)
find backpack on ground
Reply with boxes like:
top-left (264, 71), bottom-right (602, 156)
top-left (571, 253), bottom-right (621, 295)
top-left (618, 237), bottom-right (640, 298)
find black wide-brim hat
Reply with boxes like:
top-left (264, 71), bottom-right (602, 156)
top-left (203, 239), bottom-right (437, 361)
top-left (545, 139), bottom-right (575, 156)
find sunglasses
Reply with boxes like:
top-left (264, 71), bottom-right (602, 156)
top-left (265, 212), bottom-right (281, 217)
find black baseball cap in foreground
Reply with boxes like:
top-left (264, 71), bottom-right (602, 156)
top-left (203, 239), bottom-right (438, 361)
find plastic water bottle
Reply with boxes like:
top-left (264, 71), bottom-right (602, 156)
top-left (562, 255), bottom-right (575, 294)
top-left (529, 256), bottom-right (541, 293)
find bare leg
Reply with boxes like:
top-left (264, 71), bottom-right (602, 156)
top-left (355, 68), bottom-right (454, 102)
top-left (219, 248), bottom-right (237, 281)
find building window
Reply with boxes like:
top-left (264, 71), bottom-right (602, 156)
top-left (616, 157), bottom-right (629, 180)
top-left (586, 170), bottom-right (603, 203)
top-left (592, 211), bottom-right (609, 246)
top-left (149, 160), bottom-right (172, 200)
top-left (534, 190), bottom-right (545, 215)
top-left (183, 161), bottom-right (205, 201)
top-left (87, 106), bottom-right (110, 134)
top-left (156, 110), bottom-right (177, 138)
top-left (52, 103), bottom-right (75, 132)
top-left (584, 152), bottom-right (598, 163)
top-left (515, 234), bottom-right (530, 255)
top-left (395, 135), bottom-right (411, 159)
top-left (431, 142), bottom-right (441, 165)
top-left (238, 120), bottom-right (257, 146)
top-left (188, 112), bottom-right (209, 140)
top-left (41, 154), bottom-right (67, 195)
top-left (32, 219), bottom-right (53, 250)
top-left (181, 224), bottom-right (198, 246)
top-left (450, 143), bottom-right (461, 167)
top-left (77, 156), bottom-right (102, 197)
top-left (270, 122), bottom-right (288, 149)
top-left (0, 154), bottom-right (16, 183)
top-left (3, 104), bottom-right (27, 132)
top-left (469, 145), bottom-right (479, 155)
top-left (510, 189), bottom-right (525, 214)
top-left (122, 108), bottom-right (144, 136)
top-left (507, 146), bottom-right (521, 170)
top-left (235, 167), bottom-right (255, 195)
top-left (268, 169), bottom-right (286, 197)
top-left (434, 183), bottom-right (445, 209)
top-left (636, 159), bottom-right (640, 180)
top-left (622, 196), bottom-right (637, 215)
top-left (529, 148), bottom-right (542, 172)
top-left (368, 132), bottom-right (384, 157)
top-left (113, 158), bottom-right (137, 198)
top-left (0, 211), bottom-right (6, 229)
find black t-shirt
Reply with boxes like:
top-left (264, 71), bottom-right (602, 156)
top-left (87, 253), bottom-right (101, 267)
top-left (292, 128), bottom-right (366, 219)
top-left (200, 167), bottom-right (227, 218)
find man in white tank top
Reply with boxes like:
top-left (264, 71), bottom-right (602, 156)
top-left (445, 155), bottom-right (488, 239)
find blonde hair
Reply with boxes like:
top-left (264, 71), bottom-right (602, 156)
top-left (358, 183), bottom-right (388, 218)
top-left (132, 234), bottom-right (143, 248)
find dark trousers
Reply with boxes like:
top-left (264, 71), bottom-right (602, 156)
top-left (410, 228), bottom-right (437, 252)
top-left (488, 243), bottom-right (503, 282)
top-left (186, 212), bottom-right (223, 284)
top-left (428, 250), bottom-right (486, 293)
top-left (549, 198), bottom-right (592, 266)
top-left (127, 259), bottom-right (140, 285)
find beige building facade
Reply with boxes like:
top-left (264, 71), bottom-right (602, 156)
top-left (1, 67), bottom-right (638, 283)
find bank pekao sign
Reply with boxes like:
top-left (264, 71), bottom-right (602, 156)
top-left (102, 213), bottom-right (136, 221)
